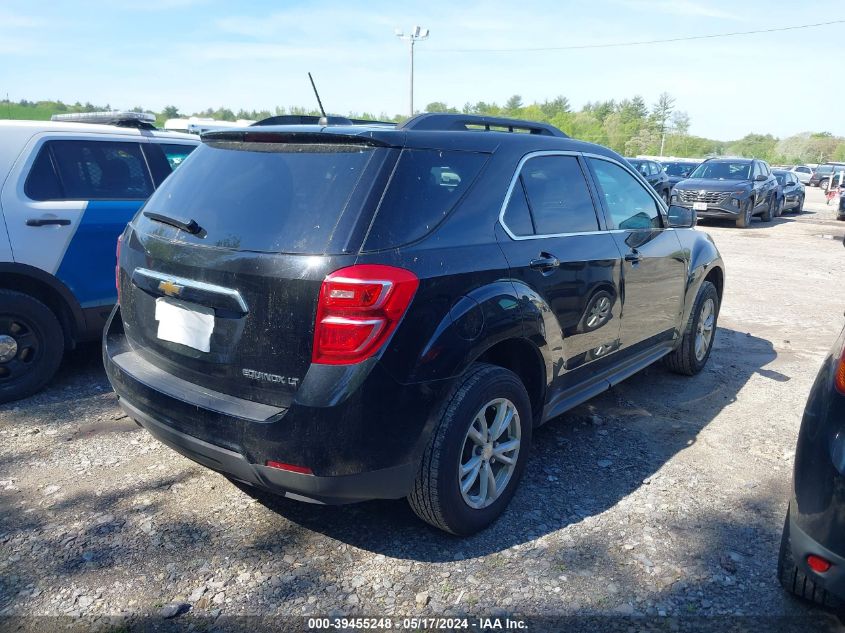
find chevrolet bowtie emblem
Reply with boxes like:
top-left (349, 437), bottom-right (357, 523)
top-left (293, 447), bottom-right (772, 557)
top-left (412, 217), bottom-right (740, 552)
top-left (158, 280), bottom-right (183, 297)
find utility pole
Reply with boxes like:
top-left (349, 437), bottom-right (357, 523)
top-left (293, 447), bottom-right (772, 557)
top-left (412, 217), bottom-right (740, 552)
top-left (395, 26), bottom-right (429, 117)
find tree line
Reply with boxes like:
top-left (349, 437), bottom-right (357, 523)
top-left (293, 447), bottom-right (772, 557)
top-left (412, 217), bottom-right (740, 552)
top-left (5, 96), bottom-right (845, 164)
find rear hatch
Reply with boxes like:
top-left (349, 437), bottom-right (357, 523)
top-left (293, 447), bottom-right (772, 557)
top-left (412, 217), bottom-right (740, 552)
top-left (118, 132), bottom-right (398, 408)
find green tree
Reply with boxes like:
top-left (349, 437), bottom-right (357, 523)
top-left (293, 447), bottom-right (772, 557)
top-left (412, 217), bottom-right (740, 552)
top-left (162, 105), bottom-right (180, 119)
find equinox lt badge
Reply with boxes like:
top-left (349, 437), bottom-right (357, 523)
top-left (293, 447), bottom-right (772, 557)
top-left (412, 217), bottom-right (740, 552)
top-left (241, 368), bottom-right (300, 388)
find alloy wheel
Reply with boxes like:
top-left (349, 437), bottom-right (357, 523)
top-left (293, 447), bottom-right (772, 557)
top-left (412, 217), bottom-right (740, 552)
top-left (458, 398), bottom-right (521, 509)
top-left (694, 298), bottom-right (715, 362)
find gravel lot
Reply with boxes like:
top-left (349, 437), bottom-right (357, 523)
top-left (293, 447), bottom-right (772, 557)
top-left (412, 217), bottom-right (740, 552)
top-left (2, 187), bottom-right (844, 631)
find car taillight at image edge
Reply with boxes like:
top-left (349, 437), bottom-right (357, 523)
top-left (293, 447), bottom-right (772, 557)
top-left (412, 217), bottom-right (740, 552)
top-left (312, 264), bottom-right (419, 365)
top-left (835, 341), bottom-right (845, 395)
top-left (115, 234), bottom-right (123, 304)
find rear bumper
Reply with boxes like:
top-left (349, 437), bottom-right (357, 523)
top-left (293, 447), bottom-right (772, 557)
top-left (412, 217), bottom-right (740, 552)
top-left (789, 508), bottom-right (845, 601)
top-left (118, 397), bottom-right (416, 504)
top-left (104, 306), bottom-right (445, 504)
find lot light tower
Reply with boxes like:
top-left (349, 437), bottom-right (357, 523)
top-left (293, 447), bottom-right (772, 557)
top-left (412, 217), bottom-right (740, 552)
top-left (395, 26), bottom-right (429, 118)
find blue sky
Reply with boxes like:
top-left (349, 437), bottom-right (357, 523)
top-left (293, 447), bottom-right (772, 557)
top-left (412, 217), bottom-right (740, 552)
top-left (1, 0), bottom-right (842, 140)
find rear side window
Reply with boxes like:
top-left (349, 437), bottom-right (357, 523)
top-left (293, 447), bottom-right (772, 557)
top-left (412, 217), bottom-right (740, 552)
top-left (157, 143), bottom-right (196, 170)
top-left (140, 142), bottom-right (384, 254)
top-left (27, 140), bottom-right (154, 201)
top-left (363, 149), bottom-right (488, 250)
top-left (589, 158), bottom-right (662, 230)
top-left (518, 155), bottom-right (599, 235)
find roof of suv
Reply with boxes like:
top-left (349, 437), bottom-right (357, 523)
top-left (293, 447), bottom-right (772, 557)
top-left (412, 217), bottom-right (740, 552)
top-left (202, 113), bottom-right (619, 158)
top-left (0, 119), bottom-right (197, 141)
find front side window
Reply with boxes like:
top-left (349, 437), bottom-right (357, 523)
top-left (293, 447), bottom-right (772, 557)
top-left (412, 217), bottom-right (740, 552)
top-left (30, 140), bottom-right (154, 201)
top-left (510, 155), bottom-right (600, 235)
top-left (589, 158), bottom-right (662, 230)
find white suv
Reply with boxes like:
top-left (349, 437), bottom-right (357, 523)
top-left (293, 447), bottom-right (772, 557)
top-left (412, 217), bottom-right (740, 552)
top-left (0, 112), bottom-right (198, 403)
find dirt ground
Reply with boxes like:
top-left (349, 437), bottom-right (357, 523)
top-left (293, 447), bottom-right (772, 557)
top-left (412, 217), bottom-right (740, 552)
top-left (1, 186), bottom-right (844, 632)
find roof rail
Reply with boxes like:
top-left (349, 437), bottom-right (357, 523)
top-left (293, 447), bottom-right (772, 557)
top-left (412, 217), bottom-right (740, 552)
top-left (50, 111), bottom-right (157, 130)
top-left (252, 115), bottom-right (396, 127)
top-left (399, 113), bottom-right (567, 137)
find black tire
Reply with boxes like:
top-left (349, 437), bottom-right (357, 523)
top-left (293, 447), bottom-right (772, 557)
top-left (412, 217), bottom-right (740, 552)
top-left (408, 363), bottom-right (533, 535)
top-left (663, 280), bottom-right (719, 376)
top-left (796, 195), bottom-right (804, 213)
top-left (778, 508), bottom-right (843, 611)
top-left (0, 290), bottom-right (64, 404)
top-left (761, 197), bottom-right (773, 222)
top-left (735, 200), bottom-right (753, 228)
top-left (820, 178), bottom-right (829, 191)
top-left (661, 189), bottom-right (670, 205)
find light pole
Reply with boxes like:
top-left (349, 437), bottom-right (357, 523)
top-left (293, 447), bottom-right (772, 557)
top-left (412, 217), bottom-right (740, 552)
top-left (395, 26), bottom-right (429, 118)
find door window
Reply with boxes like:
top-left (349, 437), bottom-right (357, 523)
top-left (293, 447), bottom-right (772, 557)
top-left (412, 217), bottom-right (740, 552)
top-left (507, 155), bottom-right (600, 235)
top-left (589, 158), bottom-right (662, 230)
top-left (24, 145), bottom-right (63, 201)
top-left (28, 140), bottom-right (154, 201)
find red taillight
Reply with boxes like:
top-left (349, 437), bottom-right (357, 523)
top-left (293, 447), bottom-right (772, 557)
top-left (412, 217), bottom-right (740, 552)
top-left (835, 345), bottom-right (845, 395)
top-left (265, 460), bottom-right (313, 475)
top-left (807, 554), bottom-right (832, 573)
top-left (115, 234), bottom-right (123, 303)
top-left (312, 264), bottom-right (419, 365)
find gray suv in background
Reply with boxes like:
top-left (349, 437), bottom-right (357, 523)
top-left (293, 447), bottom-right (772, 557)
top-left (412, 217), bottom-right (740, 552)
top-left (670, 158), bottom-right (779, 228)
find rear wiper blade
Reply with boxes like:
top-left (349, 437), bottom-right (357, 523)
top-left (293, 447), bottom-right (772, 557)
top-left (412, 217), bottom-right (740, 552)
top-left (143, 211), bottom-right (202, 235)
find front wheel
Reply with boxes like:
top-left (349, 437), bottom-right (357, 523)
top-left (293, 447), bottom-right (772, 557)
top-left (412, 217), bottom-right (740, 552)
top-left (796, 195), bottom-right (804, 213)
top-left (735, 200), bottom-right (753, 228)
top-left (663, 280), bottom-right (719, 376)
top-left (820, 178), bottom-right (830, 191)
top-left (409, 363), bottom-right (532, 535)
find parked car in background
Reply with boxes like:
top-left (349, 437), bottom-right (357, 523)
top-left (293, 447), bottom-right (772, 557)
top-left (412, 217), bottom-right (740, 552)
top-left (790, 165), bottom-right (814, 185)
top-left (671, 158), bottom-right (779, 228)
top-left (662, 160), bottom-right (700, 188)
top-left (839, 194), bottom-right (845, 221)
top-left (772, 169), bottom-right (806, 215)
top-left (809, 162), bottom-right (845, 190)
top-left (104, 113), bottom-right (725, 535)
top-left (0, 112), bottom-right (198, 403)
top-left (779, 319), bottom-right (845, 610)
top-left (625, 158), bottom-right (672, 203)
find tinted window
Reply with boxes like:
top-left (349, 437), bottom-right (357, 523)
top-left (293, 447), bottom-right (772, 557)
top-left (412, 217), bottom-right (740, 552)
top-left (518, 155), bottom-right (599, 234)
top-left (773, 172), bottom-right (786, 185)
top-left (364, 149), bottom-right (488, 250)
top-left (589, 158), bottom-right (661, 230)
top-left (649, 162), bottom-right (660, 176)
top-left (47, 140), bottom-right (153, 200)
top-left (141, 141), bottom-right (383, 254)
top-left (796, 166), bottom-right (810, 173)
top-left (502, 178), bottom-right (535, 236)
top-left (24, 145), bottom-right (63, 201)
top-left (157, 143), bottom-right (196, 170)
top-left (664, 162), bottom-right (695, 177)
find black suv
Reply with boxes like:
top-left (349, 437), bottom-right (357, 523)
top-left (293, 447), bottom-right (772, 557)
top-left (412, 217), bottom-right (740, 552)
top-left (810, 162), bottom-right (845, 190)
top-left (625, 158), bottom-right (671, 203)
top-left (104, 114), bottom-right (725, 535)
top-left (671, 158), bottom-right (779, 228)
top-left (662, 160), bottom-right (700, 188)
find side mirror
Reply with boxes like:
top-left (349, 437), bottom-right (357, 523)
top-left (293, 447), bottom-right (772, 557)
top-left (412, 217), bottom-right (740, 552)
top-left (667, 205), bottom-right (696, 229)
top-left (755, 174), bottom-right (768, 182)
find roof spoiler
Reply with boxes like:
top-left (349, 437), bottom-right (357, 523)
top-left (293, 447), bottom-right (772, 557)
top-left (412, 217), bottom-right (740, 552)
top-left (399, 113), bottom-right (567, 137)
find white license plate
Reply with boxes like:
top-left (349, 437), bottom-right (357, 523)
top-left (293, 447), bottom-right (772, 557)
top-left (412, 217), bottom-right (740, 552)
top-left (693, 202), bottom-right (708, 211)
top-left (154, 296), bottom-right (214, 352)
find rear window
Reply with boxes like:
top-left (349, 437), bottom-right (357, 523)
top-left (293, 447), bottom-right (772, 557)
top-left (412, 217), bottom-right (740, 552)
top-left (362, 149), bottom-right (488, 251)
top-left (138, 142), bottom-right (383, 254)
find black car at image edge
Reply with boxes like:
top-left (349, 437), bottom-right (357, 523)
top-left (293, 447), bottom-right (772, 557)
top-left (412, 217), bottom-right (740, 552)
top-left (104, 113), bottom-right (725, 535)
top-left (780, 317), bottom-right (845, 610)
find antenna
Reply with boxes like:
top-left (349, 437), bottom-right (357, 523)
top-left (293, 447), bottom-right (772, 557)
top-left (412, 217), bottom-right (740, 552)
top-left (308, 72), bottom-right (328, 126)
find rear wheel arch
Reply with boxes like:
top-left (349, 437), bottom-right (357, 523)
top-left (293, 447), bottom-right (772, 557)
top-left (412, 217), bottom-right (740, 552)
top-left (474, 337), bottom-right (546, 426)
top-left (0, 265), bottom-right (82, 349)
